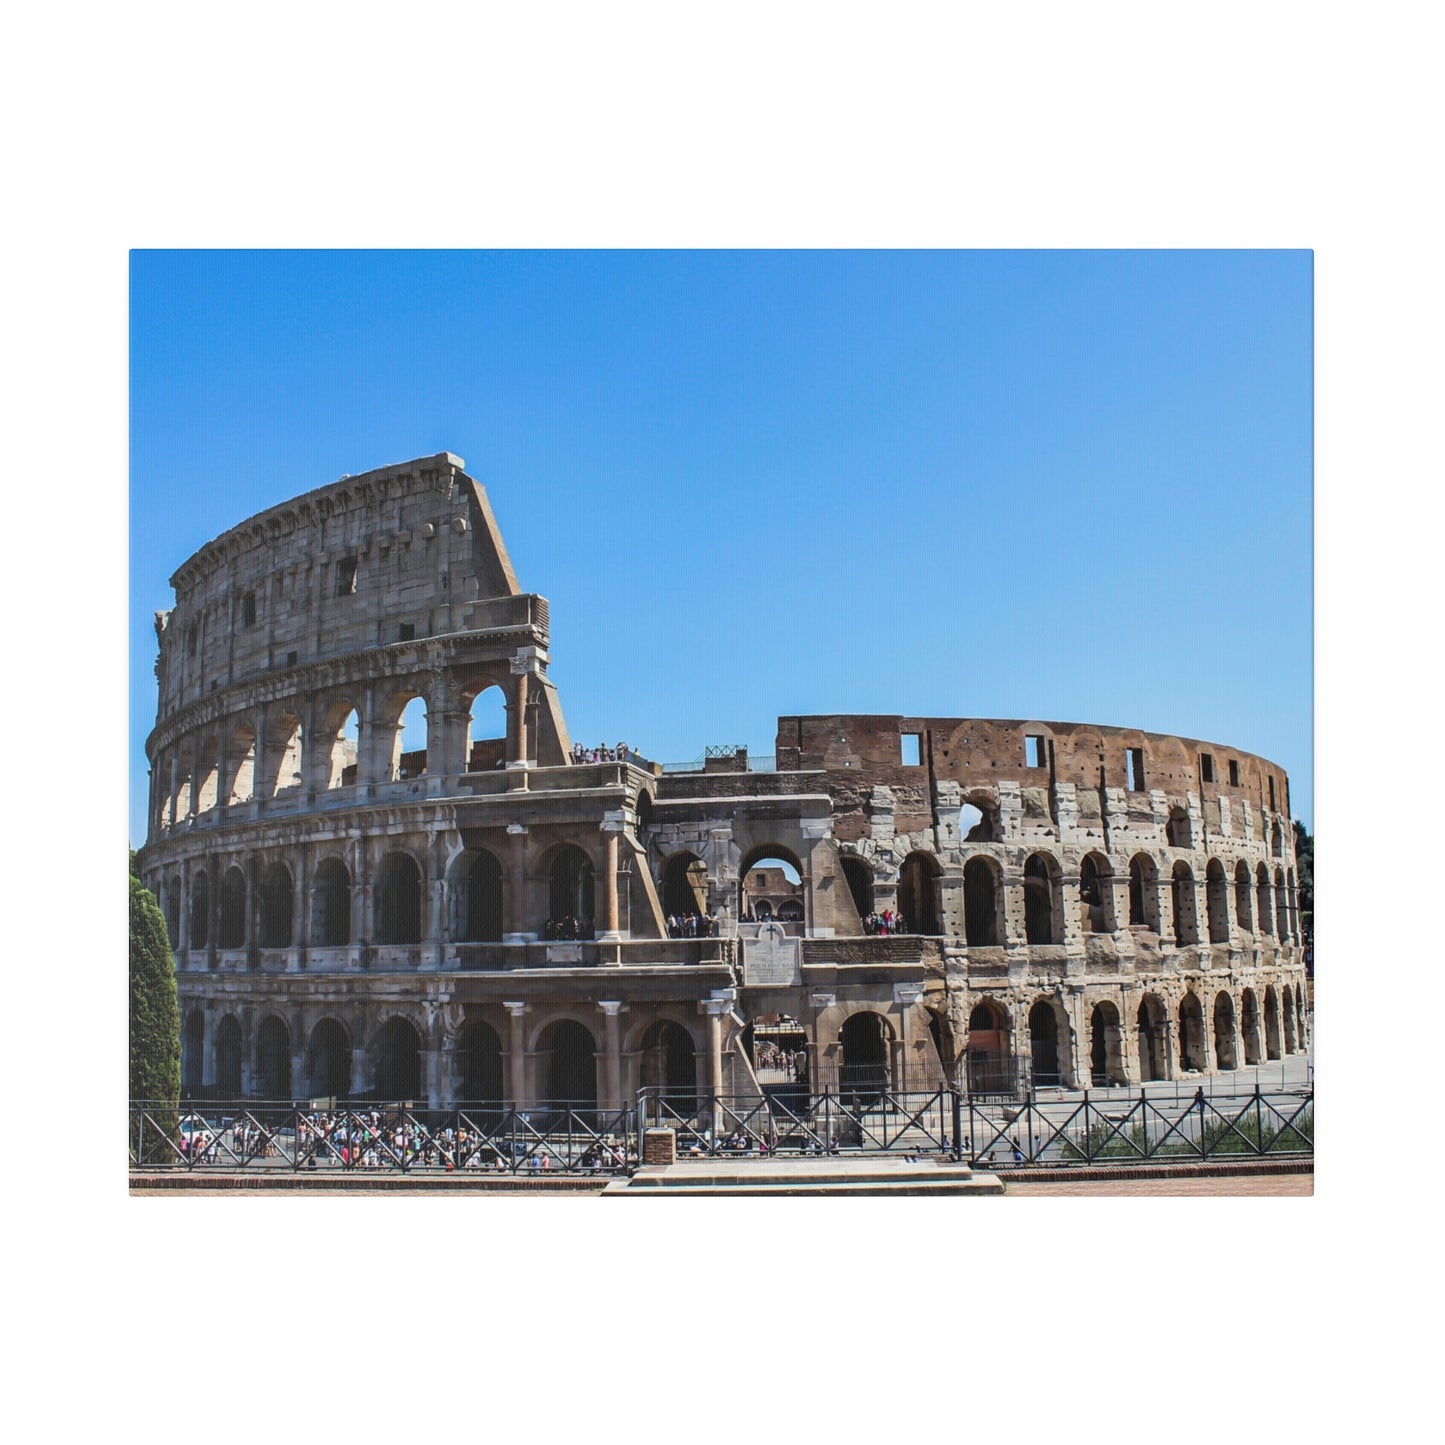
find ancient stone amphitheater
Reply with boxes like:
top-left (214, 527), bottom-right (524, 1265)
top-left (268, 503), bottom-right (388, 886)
top-left (138, 453), bottom-right (1309, 1111)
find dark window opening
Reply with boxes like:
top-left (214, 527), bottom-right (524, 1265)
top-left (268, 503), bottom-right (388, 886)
top-left (1126, 748), bottom-right (1146, 792)
top-left (242, 591), bottom-right (256, 627)
top-left (1268, 777), bottom-right (1276, 811)
top-left (187, 624), bottom-right (197, 656)
top-left (286, 650), bottom-right (298, 668)
top-left (399, 622), bottom-right (415, 642)
top-left (336, 557), bottom-right (358, 596)
top-left (1200, 753), bottom-right (1214, 783)
top-left (1228, 759), bottom-right (1240, 786)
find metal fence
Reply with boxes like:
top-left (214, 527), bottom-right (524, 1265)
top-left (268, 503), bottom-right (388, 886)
top-left (131, 1084), bottom-right (1312, 1175)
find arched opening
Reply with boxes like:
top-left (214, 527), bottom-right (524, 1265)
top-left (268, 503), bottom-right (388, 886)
top-left (840, 855), bottom-right (874, 922)
top-left (747, 1014), bottom-right (810, 1103)
top-left (216, 1014), bottom-right (242, 1096)
top-left (1282, 988), bottom-right (1297, 1053)
top-left (1264, 985), bottom-right (1282, 1060)
top-left (897, 852), bottom-right (941, 935)
top-left (189, 870), bottom-right (210, 950)
top-left (391, 694), bottom-right (428, 780)
top-left (963, 857), bottom-right (1000, 946)
top-left (1271, 820), bottom-right (1284, 858)
top-left (258, 862), bottom-right (294, 948)
top-left (375, 852), bottom-right (423, 945)
top-left (1235, 861), bottom-right (1254, 933)
top-left (1028, 999), bottom-right (1063, 1087)
top-left (1128, 854), bottom-right (1160, 931)
top-left (839, 1011), bottom-right (892, 1103)
top-left (255, 1016), bottom-right (292, 1099)
top-left (1089, 1001), bottom-right (1124, 1086)
top-left (1206, 859), bottom-right (1230, 943)
top-left (740, 850), bottom-right (804, 927)
top-left (465, 684), bottom-right (507, 773)
top-left (634, 789), bottom-right (655, 831)
top-left (456, 1020), bottom-right (504, 1111)
top-left (1079, 853), bottom-right (1114, 934)
top-left (1171, 862), bottom-right (1199, 945)
top-left (182, 1009), bottom-right (205, 1094)
top-left (547, 845), bottom-right (595, 939)
top-left (373, 1016), bottom-right (423, 1101)
top-left (1023, 853), bottom-right (1057, 945)
top-left (1166, 807), bottom-right (1193, 849)
top-left (639, 1020), bottom-right (698, 1106)
top-left (1178, 993), bottom-right (1205, 1072)
top-left (958, 798), bottom-right (1000, 843)
top-left (266, 712), bottom-right (304, 796)
top-left (662, 851), bottom-right (709, 920)
top-left (1275, 868), bottom-right (1290, 944)
top-left (966, 1000), bottom-right (1013, 1094)
top-left (461, 850), bottom-right (504, 942)
top-left (312, 857), bottom-right (351, 947)
top-left (1256, 865), bottom-right (1274, 937)
top-left (306, 1019), bottom-right (352, 1100)
top-left (227, 722), bottom-right (256, 805)
top-left (1213, 991), bottom-right (1238, 1071)
top-left (538, 1019), bottom-right (597, 1108)
top-left (1296, 984), bottom-right (1307, 1048)
top-left (777, 899), bottom-right (804, 922)
top-left (323, 704), bottom-right (360, 789)
top-left (1136, 994), bottom-right (1169, 1082)
top-left (1287, 869), bottom-right (1300, 944)
top-left (217, 867), bottom-right (246, 950)
top-left (163, 878), bottom-right (181, 950)
top-left (1240, 989), bottom-right (1262, 1066)
top-left (194, 736), bottom-right (219, 814)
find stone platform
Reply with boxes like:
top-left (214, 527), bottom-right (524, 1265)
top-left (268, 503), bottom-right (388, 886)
top-left (602, 1156), bottom-right (1004, 1196)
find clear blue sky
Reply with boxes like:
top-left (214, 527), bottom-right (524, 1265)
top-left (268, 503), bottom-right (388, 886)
top-left (130, 250), bottom-right (1312, 843)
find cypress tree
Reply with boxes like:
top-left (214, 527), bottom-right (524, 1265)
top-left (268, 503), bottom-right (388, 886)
top-left (130, 868), bottom-right (181, 1162)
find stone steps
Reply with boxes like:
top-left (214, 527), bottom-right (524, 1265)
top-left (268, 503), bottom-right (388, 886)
top-left (602, 1157), bottom-right (1004, 1196)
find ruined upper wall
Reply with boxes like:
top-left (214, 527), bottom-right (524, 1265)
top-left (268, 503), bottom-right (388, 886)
top-left (153, 454), bottom-right (534, 717)
top-left (776, 714), bottom-right (1294, 830)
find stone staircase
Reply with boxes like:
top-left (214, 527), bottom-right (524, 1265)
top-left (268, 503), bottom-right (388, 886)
top-left (602, 1156), bottom-right (1004, 1196)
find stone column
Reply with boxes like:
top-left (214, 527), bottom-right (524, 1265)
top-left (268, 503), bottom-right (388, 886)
top-left (253, 705), bottom-right (272, 801)
top-left (599, 1001), bottom-right (624, 1112)
top-left (505, 1002), bottom-right (528, 1109)
top-left (504, 824), bottom-right (528, 940)
top-left (425, 833), bottom-right (447, 969)
top-left (508, 673), bottom-right (530, 766)
top-left (201, 1009), bottom-right (218, 1087)
top-left (178, 857), bottom-right (191, 958)
top-left (349, 1045), bottom-right (368, 1099)
top-left (894, 983), bottom-right (923, 1091)
top-left (599, 815), bottom-right (626, 941)
top-left (704, 999), bottom-right (728, 1115)
top-left (205, 851), bottom-right (219, 972)
top-left (168, 753), bottom-right (181, 829)
top-left (293, 840), bottom-right (309, 972)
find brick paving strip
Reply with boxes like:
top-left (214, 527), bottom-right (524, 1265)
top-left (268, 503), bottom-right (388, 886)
top-left (1005, 1174), bottom-right (1312, 1196)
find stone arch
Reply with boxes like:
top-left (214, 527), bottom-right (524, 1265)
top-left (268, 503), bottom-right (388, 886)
top-left (375, 850), bottom-right (424, 945)
top-left (182, 1008), bottom-right (205, 1093)
top-left (738, 844), bottom-right (804, 924)
top-left (1235, 860), bottom-right (1254, 932)
top-left (1088, 1000), bottom-right (1125, 1086)
top-left (456, 848), bottom-right (504, 942)
top-left (1212, 991), bottom-right (1238, 1071)
top-left (965, 998), bottom-right (1013, 1093)
top-left (1178, 991), bottom-right (1205, 1072)
top-left (1027, 996), bottom-right (1069, 1087)
top-left (1166, 806), bottom-right (1193, 849)
top-left (1079, 852), bottom-right (1115, 934)
top-left (1275, 868), bottom-right (1290, 943)
top-left (1263, 985), bottom-right (1282, 1059)
top-left (639, 1020), bottom-right (699, 1104)
top-left (958, 793), bottom-right (1001, 843)
top-left (545, 843), bottom-right (596, 938)
top-left (194, 734), bottom-right (220, 814)
top-left (226, 720), bottom-right (256, 804)
top-left (1271, 819), bottom-right (1285, 858)
top-left (1240, 988), bottom-right (1262, 1066)
top-left (455, 1019), bottom-right (504, 1110)
top-left (306, 1018), bottom-right (352, 1099)
top-left (254, 1015), bottom-right (292, 1099)
top-left (312, 856), bottom-right (351, 947)
top-left (839, 853), bottom-right (874, 921)
top-left (1129, 853), bottom-right (1160, 931)
top-left (1287, 868), bottom-right (1300, 944)
top-left (1023, 852), bottom-right (1060, 945)
top-left (1282, 987), bottom-right (1297, 1052)
top-left (1205, 859), bottom-right (1230, 943)
top-left (963, 856), bottom-right (1002, 946)
top-left (317, 698), bottom-right (361, 790)
top-left (537, 1018), bottom-right (598, 1108)
top-left (189, 869), bottom-right (210, 949)
top-left (634, 788), bottom-right (655, 831)
top-left (661, 850), bottom-right (709, 919)
top-left (264, 710), bottom-right (304, 796)
top-left (897, 851), bottom-right (941, 935)
top-left (163, 877), bottom-right (181, 950)
top-left (1256, 863), bottom-right (1274, 937)
top-left (1171, 861), bottom-right (1200, 945)
top-left (378, 686), bottom-right (428, 781)
top-left (215, 1013), bottom-right (243, 1095)
top-left (217, 866), bottom-right (247, 949)
top-left (258, 862), bottom-right (294, 948)
top-left (371, 1014), bottom-right (423, 1101)
top-left (839, 1010), bottom-right (893, 1102)
top-left (1295, 984), bottom-right (1307, 1047)
top-left (464, 682), bottom-right (508, 773)
top-left (1136, 993), bottom-right (1169, 1082)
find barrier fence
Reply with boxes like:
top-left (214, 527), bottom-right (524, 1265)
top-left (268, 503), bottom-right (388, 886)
top-left (131, 1085), bottom-right (1312, 1175)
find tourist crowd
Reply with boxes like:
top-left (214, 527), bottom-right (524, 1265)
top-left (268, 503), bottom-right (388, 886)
top-left (666, 911), bottom-right (719, 938)
top-left (570, 742), bottom-right (639, 765)
top-left (862, 909), bottom-right (908, 936)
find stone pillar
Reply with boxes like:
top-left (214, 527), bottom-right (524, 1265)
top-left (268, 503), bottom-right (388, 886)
top-left (704, 999), bottom-right (728, 1111)
top-left (205, 851), bottom-right (219, 972)
top-left (425, 834), bottom-right (447, 969)
top-left (894, 983), bottom-right (923, 1092)
top-left (508, 673), bottom-right (531, 766)
top-left (504, 824), bottom-right (528, 940)
top-left (599, 1001), bottom-right (624, 1111)
top-left (294, 840), bottom-right (309, 972)
top-left (168, 753), bottom-right (181, 829)
top-left (349, 1046), bottom-right (368, 1099)
top-left (599, 815), bottom-right (625, 941)
top-left (253, 705), bottom-right (272, 801)
top-left (505, 1002), bottom-right (528, 1109)
top-left (355, 839), bottom-right (373, 952)
top-left (201, 1009), bottom-right (217, 1087)
top-left (178, 857), bottom-right (191, 957)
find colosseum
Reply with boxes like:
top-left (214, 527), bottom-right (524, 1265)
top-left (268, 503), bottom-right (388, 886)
top-left (138, 452), bottom-right (1309, 1116)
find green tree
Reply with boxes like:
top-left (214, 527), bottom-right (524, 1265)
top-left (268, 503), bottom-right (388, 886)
top-left (130, 863), bottom-right (180, 1163)
top-left (1293, 819), bottom-right (1314, 942)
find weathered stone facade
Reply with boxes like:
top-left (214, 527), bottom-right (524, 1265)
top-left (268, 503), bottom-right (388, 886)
top-left (139, 454), bottom-right (1309, 1110)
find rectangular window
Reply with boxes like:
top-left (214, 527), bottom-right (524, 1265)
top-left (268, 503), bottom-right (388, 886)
top-left (900, 733), bottom-right (921, 767)
top-left (1126, 747), bottom-right (1146, 792)
top-left (242, 591), bottom-right (256, 628)
top-left (187, 624), bottom-right (197, 657)
top-left (1228, 759), bottom-right (1240, 787)
top-left (1268, 777), bottom-right (1276, 811)
top-left (286, 650), bottom-right (298, 668)
top-left (1200, 752), bottom-right (1214, 783)
top-left (1025, 735), bottom-right (1045, 768)
top-left (399, 622), bottom-right (415, 642)
top-left (336, 557), bottom-right (358, 596)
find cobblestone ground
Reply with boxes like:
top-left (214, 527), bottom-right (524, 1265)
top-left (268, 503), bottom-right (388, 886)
top-left (1004, 1173), bottom-right (1312, 1197)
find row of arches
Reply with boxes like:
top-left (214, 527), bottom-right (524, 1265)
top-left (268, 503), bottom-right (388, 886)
top-left (155, 683), bottom-right (510, 829)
